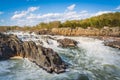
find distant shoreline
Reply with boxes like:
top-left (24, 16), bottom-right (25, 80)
top-left (32, 27), bottom-right (120, 37)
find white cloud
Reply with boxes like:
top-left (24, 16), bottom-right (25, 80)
top-left (67, 4), bottom-right (76, 11)
top-left (11, 6), bottom-right (39, 19)
top-left (95, 11), bottom-right (111, 16)
top-left (28, 13), bottom-right (62, 21)
top-left (116, 5), bottom-right (120, 10)
top-left (10, 5), bottom-right (114, 26)
top-left (26, 10), bottom-right (90, 23)
top-left (13, 10), bottom-right (90, 26)
top-left (0, 11), bottom-right (3, 15)
top-left (12, 11), bottom-right (27, 19)
top-left (28, 7), bottom-right (39, 12)
top-left (11, 5), bottom-right (92, 26)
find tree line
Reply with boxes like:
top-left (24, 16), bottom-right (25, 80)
top-left (0, 12), bottom-right (120, 31)
top-left (35, 12), bottom-right (120, 29)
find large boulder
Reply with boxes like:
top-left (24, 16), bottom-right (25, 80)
top-left (0, 33), bottom-right (22, 59)
top-left (0, 33), bottom-right (66, 73)
top-left (57, 38), bottom-right (78, 47)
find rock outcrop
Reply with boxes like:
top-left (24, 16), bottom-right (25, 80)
top-left (104, 41), bottom-right (120, 49)
top-left (51, 27), bottom-right (120, 37)
top-left (36, 29), bottom-right (53, 35)
top-left (0, 33), bottom-right (66, 73)
top-left (57, 38), bottom-right (78, 47)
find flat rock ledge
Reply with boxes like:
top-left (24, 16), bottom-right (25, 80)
top-left (0, 33), bottom-right (66, 74)
top-left (104, 41), bottom-right (120, 49)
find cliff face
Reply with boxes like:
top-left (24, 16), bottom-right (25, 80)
top-left (51, 27), bottom-right (120, 37)
top-left (0, 33), bottom-right (66, 73)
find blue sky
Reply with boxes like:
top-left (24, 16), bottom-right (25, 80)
top-left (0, 0), bottom-right (120, 26)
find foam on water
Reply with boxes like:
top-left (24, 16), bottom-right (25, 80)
top-left (1, 31), bottom-right (120, 80)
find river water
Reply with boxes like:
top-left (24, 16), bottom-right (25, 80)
top-left (0, 31), bottom-right (120, 80)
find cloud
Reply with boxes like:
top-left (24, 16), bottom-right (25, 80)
top-left (95, 11), bottom-right (111, 16)
top-left (10, 5), bottom-right (114, 26)
top-left (0, 11), bottom-right (3, 15)
top-left (26, 10), bottom-right (90, 24)
top-left (18, 11), bottom-right (90, 26)
top-left (28, 7), bottom-right (39, 12)
top-left (11, 5), bottom-right (92, 26)
top-left (67, 4), bottom-right (76, 11)
top-left (11, 6), bottom-right (39, 19)
top-left (116, 5), bottom-right (120, 10)
top-left (27, 13), bottom-right (61, 20)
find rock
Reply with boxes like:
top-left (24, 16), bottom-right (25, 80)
top-left (0, 33), bottom-right (66, 73)
top-left (104, 41), bottom-right (120, 49)
top-left (0, 33), bottom-right (23, 59)
top-left (51, 27), bottom-right (120, 37)
top-left (36, 29), bottom-right (53, 35)
top-left (42, 35), bottom-right (56, 40)
top-left (29, 27), bottom-right (120, 37)
top-left (38, 47), bottom-right (66, 73)
top-left (57, 38), bottom-right (78, 47)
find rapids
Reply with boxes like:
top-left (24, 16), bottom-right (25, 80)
top-left (0, 31), bottom-right (120, 80)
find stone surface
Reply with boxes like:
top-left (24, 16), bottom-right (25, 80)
top-left (36, 29), bottom-right (53, 35)
top-left (104, 41), bottom-right (120, 49)
top-left (0, 33), bottom-right (66, 73)
top-left (57, 38), bottom-right (78, 47)
top-left (51, 27), bottom-right (120, 37)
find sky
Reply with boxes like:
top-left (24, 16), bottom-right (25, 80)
top-left (0, 0), bottom-right (120, 26)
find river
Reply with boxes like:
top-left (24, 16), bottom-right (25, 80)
top-left (0, 31), bottom-right (120, 80)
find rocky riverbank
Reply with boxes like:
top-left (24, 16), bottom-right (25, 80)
top-left (34, 27), bottom-right (120, 36)
top-left (35, 27), bottom-right (120, 49)
top-left (0, 33), bottom-right (67, 73)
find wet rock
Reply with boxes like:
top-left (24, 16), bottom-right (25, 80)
top-left (0, 33), bottom-right (66, 73)
top-left (37, 40), bottom-right (43, 45)
top-left (104, 41), bottom-right (120, 49)
top-left (44, 36), bottom-right (56, 40)
top-left (36, 29), bottom-right (52, 35)
top-left (57, 38), bottom-right (78, 47)
top-left (0, 33), bottom-right (23, 59)
top-left (38, 47), bottom-right (66, 73)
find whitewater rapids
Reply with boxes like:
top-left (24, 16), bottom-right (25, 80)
top-left (0, 31), bottom-right (120, 80)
